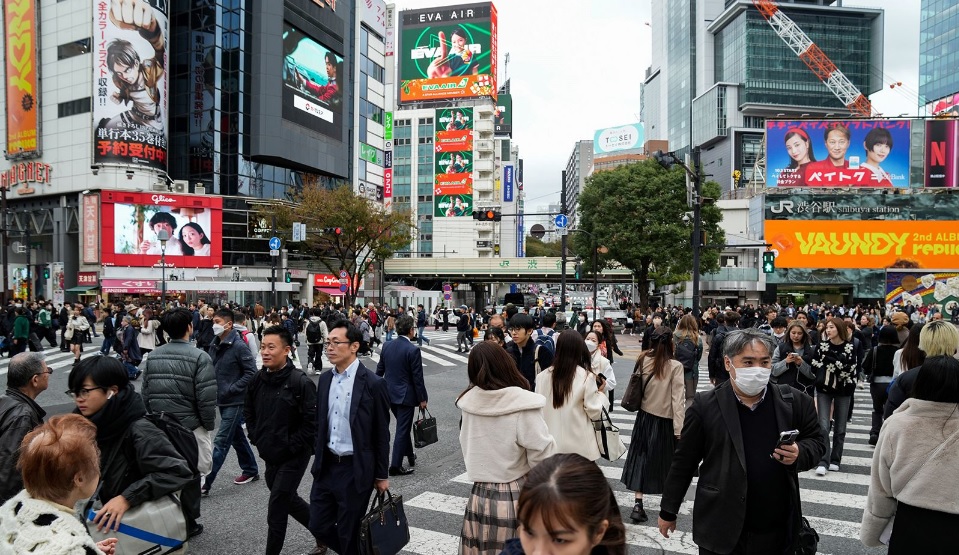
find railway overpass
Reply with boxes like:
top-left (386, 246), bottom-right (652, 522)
top-left (383, 256), bottom-right (634, 284)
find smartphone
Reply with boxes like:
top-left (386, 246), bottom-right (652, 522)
top-left (776, 429), bottom-right (799, 448)
top-left (596, 373), bottom-right (606, 387)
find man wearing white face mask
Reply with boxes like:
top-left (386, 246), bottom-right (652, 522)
top-left (657, 329), bottom-right (825, 555)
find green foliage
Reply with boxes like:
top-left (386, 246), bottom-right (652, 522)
top-left (525, 235), bottom-right (563, 257)
top-left (575, 159), bottom-right (725, 310)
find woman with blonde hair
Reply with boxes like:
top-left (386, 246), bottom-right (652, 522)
top-left (673, 314), bottom-right (703, 401)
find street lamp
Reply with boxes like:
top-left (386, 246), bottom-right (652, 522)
top-left (157, 228), bottom-right (169, 304)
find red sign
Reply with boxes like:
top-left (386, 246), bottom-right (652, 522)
top-left (77, 272), bottom-right (99, 286)
top-left (383, 168), bottom-right (393, 198)
top-left (101, 279), bottom-right (157, 294)
top-left (0, 161), bottom-right (51, 195)
top-left (82, 193), bottom-right (99, 264)
top-left (434, 130), bottom-right (473, 153)
top-left (314, 274), bottom-right (352, 288)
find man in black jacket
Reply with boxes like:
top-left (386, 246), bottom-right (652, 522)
top-left (658, 329), bottom-right (825, 554)
top-left (505, 313), bottom-right (553, 390)
top-left (245, 325), bottom-right (323, 555)
top-left (0, 352), bottom-right (50, 503)
top-left (707, 311), bottom-right (741, 386)
top-left (58, 304), bottom-right (71, 351)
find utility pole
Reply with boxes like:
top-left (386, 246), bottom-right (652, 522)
top-left (1, 186), bottom-right (8, 303)
top-left (559, 171), bottom-right (568, 314)
top-left (271, 214), bottom-right (277, 309)
top-left (691, 147), bottom-right (703, 319)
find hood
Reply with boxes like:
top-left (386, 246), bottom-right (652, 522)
top-left (895, 398), bottom-right (959, 419)
top-left (309, 316), bottom-right (322, 323)
top-left (456, 386), bottom-right (545, 416)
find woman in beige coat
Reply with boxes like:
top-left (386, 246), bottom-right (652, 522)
top-left (457, 342), bottom-right (556, 555)
top-left (535, 330), bottom-right (609, 462)
top-left (136, 309), bottom-right (160, 355)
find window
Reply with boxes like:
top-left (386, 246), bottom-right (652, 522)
top-left (58, 97), bottom-right (91, 117)
top-left (418, 136), bottom-right (433, 144)
top-left (58, 38), bottom-right (91, 60)
top-left (394, 138), bottom-right (411, 145)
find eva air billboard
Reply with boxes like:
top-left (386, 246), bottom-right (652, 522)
top-left (398, 3), bottom-right (497, 103)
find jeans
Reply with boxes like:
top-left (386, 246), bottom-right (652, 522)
top-left (869, 382), bottom-right (890, 439)
top-left (816, 391), bottom-right (851, 467)
top-left (206, 405), bottom-right (259, 489)
top-left (416, 326), bottom-right (430, 346)
top-left (100, 336), bottom-right (114, 355)
top-left (385, 329), bottom-right (394, 342)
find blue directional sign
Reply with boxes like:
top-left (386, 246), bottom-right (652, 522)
top-left (269, 237), bottom-right (281, 250)
top-left (554, 214), bottom-right (569, 229)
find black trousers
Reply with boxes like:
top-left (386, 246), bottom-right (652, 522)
top-left (870, 382), bottom-right (889, 437)
top-left (310, 452), bottom-right (374, 555)
top-left (390, 404), bottom-right (415, 469)
top-left (181, 475), bottom-right (201, 531)
top-left (307, 343), bottom-right (323, 369)
top-left (265, 454), bottom-right (315, 555)
top-left (699, 528), bottom-right (786, 555)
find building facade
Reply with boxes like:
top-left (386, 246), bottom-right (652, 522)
top-left (562, 140), bottom-right (592, 228)
top-left (920, 0), bottom-right (959, 112)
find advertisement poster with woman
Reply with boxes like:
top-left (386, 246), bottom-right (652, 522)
top-left (435, 107), bottom-right (474, 152)
top-left (765, 120), bottom-right (911, 187)
top-left (93, 0), bottom-right (169, 170)
top-left (434, 194), bottom-right (473, 218)
top-left (281, 23), bottom-right (344, 138)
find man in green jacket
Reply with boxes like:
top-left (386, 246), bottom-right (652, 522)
top-left (11, 308), bottom-right (30, 356)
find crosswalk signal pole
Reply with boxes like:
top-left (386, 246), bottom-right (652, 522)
top-left (560, 171), bottom-right (568, 315)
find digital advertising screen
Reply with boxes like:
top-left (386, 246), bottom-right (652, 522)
top-left (925, 119), bottom-right (959, 187)
top-left (434, 191), bottom-right (473, 218)
top-left (4, 0), bottom-right (40, 156)
top-left (495, 92), bottom-right (511, 136)
top-left (100, 191), bottom-right (223, 268)
top-left (435, 107), bottom-right (473, 153)
top-left (885, 270), bottom-right (959, 309)
top-left (398, 3), bottom-right (497, 102)
top-left (93, 0), bottom-right (169, 170)
top-left (435, 151), bottom-right (473, 176)
top-left (281, 23), bottom-right (344, 138)
top-left (765, 120), bottom-right (911, 188)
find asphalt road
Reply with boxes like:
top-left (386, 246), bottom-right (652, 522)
top-left (18, 329), bottom-right (886, 555)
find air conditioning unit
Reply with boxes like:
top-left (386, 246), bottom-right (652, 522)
top-left (172, 180), bottom-right (188, 193)
top-left (194, 184), bottom-right (206, 195)
top-left (151, 181), bottom-right (168, 192)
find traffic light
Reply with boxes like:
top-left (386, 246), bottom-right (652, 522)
top-left (574, 262), bottom-right (583, 280)
top-left (473, 210), bottom-right (502, 222)
top-left (42, 267), bottom-right (50, 279)
top-left (762, 251), bottom-right (775, 274)
top-left (322, 227), bottom-right (343, 235)
top-left (284, 271), bottom-right (292, 283)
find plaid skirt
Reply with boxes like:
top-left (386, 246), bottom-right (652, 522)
top-left (460, 478), bottom-right (524, 555)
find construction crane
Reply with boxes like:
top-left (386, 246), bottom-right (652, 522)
top-left (751, 0), bottom-right (874, 117)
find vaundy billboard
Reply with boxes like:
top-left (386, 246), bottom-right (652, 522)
top-left (4, 0), bottom-right (40, 157)
top-left (398, 3), bottom-right (497, 103)
top-left (765, 120), bottom-right (911, 187)
top-left (93, 0), bottom-right (170, 170)
top-left (100, 191), bottom-right (223, 268)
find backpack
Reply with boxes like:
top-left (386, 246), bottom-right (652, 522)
top-left (143, 412), bottom-right (200, 477)
top-left (239, 329), bottom-right (251, 345)
top-left (707, 329), bottom-right (728, 379)
top-left (674, 337), bottom-right (699, 374)
top-left (369, 310), bottom-right (379, 327)
top-left (306, 320), bottom-right (323, 344)
top-left (534, 328), bottom-right (556, 355)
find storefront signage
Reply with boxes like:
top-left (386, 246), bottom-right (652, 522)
top-left (82, 193), bottom-right (100, 264)
top-left (0, 161), bottom-right (51, 194)
top-left (77, 272), bottom-right (99, 286)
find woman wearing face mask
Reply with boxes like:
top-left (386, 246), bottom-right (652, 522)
top-left (810, 317), bottom-right (858, 477)
top-left (575, 312), bottom-right (590, 337)
top-left (591, 320), bottom-right (622, 366)
top-left (67, 357), bottom-right (193, 537)
top-left (620, 326), bottom-right (684, 524)
top-left (585, 331), bottom-right (617, 408)
top-left (771, 322), bottom-right (815, 396)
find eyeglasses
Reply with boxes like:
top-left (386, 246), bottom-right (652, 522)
top-left (65, 387), bottom-right (106, 399)
top-left (33, 369), bottom-right (54, 377)
top-left (324, 340), bottom-right (353, 349)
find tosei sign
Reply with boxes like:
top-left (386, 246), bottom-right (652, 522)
top-left (593, 123), bottom-right (643, 155)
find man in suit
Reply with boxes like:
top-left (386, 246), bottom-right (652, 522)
top-left (658, 329), bottom-right (825, 554)
top-left (309, 321), bottom-right (391, 555)
top-left (376, 314), bottom-right (428, 476)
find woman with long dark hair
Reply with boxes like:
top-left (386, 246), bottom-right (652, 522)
top-left (501, 453), bottom-right (626, 555)
top-left (179, 222), bottom-right (211, 256)
top-left (771, 321), bottom-right (815, 395)
top-left (457, 343), bottom-right (555, 555)
top-left (535, 330), bottom-right (608, 461)
top-left (893, 323), bottom-right (925, 378)
top-left (862, 325), bottom-right (899, 445)
top-left (620, 326), bottom-right (685, 524)
top-left (811, 317), bottom-right (858, 477)
top-left (591, 319), bottom-right (623, 365)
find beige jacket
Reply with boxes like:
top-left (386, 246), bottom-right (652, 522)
top-left (860, 398), bottom-right (959, 546)
top-left (456, 386), bottom-right (556, 483)
top-left (137, 319), bottom-right (160, 351)
top-left (633, 357), bottom-right (686, 436)
top-left (536, 366), bottom-right (609, 461)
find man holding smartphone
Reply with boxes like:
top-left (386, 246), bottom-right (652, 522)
top-left (657, 329), bottom-right (825, 554)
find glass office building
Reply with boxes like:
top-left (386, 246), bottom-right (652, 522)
top-left (920, 0), bottom-right (959, 107)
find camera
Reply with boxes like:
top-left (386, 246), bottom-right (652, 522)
top-left (682, 213), bottom-right (691, 224)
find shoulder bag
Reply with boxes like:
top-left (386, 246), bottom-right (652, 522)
top-left (413, 407), bottom-right (438, 448)
top-left (776, 385), bottom-right (819, 555)
top-left (620, 365), bottom-right (654, 412)
top-left (592, 407), bottom-right (626, 461)
top-left (358, 489), bottom-right (410, 555)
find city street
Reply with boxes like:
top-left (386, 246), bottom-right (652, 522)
top-left (15, 329), bottom-right (886, 555)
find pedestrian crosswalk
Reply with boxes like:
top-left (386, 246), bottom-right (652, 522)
top-left (398, 383), bottom-right (880, 555)
top-left (0, 342), bottom-right (107, 375)
top-left (353, 332), bottom-right (472, 368)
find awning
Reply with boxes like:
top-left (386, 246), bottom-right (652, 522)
top-left (65, 287), bottom-right (98, 293)
top-left (316, 287), bottom-right (346, 296)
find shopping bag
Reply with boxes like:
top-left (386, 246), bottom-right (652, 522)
top-left (592, 408), bottom-right (627, 461)
top-left (412, 407), bottom-right (438, 448)
top-left (358, 489), bottom-right (410, 555)
top-left (85, 492), bottom-right (187, 555)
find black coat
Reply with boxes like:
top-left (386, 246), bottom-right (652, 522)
top-left (0, 389), bottom-right (46, 503)
top-left (660, 382), bottom-right (825, 554)
top-left (245, 360), bottom-right (317, 464)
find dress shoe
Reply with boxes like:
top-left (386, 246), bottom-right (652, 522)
top-left (308, 545), bottom-right (328, 555)
top-left (629, 500), bottom-right (648, 523)
top-left (389, 466), bottom-right (414, 476)
top-left (188, 524), bottom-right (204, 538)
top-left (407, 453), bottom-right (417, 467)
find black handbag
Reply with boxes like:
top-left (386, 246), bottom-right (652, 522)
top-left (358, 489), bottom-right (410, 555)
top-left (413, 407), bottom-right (438, 448)
top-left (794, 516), bottom-right (819, 555)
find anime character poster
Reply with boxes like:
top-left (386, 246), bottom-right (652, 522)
top-left (93, 0), bottom-right (170, 170)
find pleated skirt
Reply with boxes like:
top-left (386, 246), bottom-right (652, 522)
top-left (460, 478), bottom-right (525, 555)
top-left (620, 410), bottom-right (676, 494)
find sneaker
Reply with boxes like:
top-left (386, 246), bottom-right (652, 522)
top-left (233, 473), bottom-right (259, 485)
top-left (868, 435), bottom-right (878, 446)
top-left (828, 464), bottom-right (840, 472)
top-left (815, 465), bottom-right (827, 476)
top-left (200, 484), bottom-right (210, 497)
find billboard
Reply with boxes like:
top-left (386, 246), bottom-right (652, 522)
top-left (436, 151), bottom-right (472, 175)
top-left (765, 120), bottom-right (911, 188)
top-left (398, 3), bottom-right (497, 103)
top-left (504, 164), bottom-right (514, 202)
top-left (434, 193), bottom-right (472, 218)
top-left (593, 123), bottom-right (644, 155)
top-left (926, 93), bottom-right (959, 117)
top-left (885, 270), bottom-right (959, 309)
top-left (100, 191), bottom-right (223, 268)
top-left (435, 107), bottom-right (473, 154)
top-left (764, 192), bottom-right (959, 222)
top-left (925, 119), bottom-right (959, 187)
top-left (4, 0), bottom-right (40, 157)
top-left (282, 23), bottom-right (345, 138)
top-left (494, 92), bottom-right (511, 135)
top-left (93, 0), bottom-right (169, 170)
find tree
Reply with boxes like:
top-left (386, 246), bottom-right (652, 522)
top-left (524, 235), bottom-right (563, 257)
top-left (575, 160), bottom-right (725, 311)
top-left (260, 184), bottom-right (414, 306)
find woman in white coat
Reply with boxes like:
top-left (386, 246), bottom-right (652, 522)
top-left (585, 329), bottom-right (617, 407)
top-left (136, 309), bottom-right (160, 356)
top-left (535, 330), bottom-right (609, 461)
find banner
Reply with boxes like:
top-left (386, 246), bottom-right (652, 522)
top-left (100, 191), bottom-right (223, 268)
top-left (593, 123), bottom-right (644, 155)
top-left (504, 164), bottom-right (513, 202)
top-left (886, 270), bottom-right (959, 309)
top-left (435, 151), bottom-right (472, 175)
top-left (189, 29), bottom-right (215, 177)
top-left (51, 262), bottom-right (64, 306)
top-left (4, 0), bottom-right (40, 156)
top-left (764, 219), bottom-right (959, 269)
top-left (925, 119), bottom-right (959, 187)
top-left (398, 3), bottom-right (497, 102)
top-left (765, 120), bottom-right (911, 187)
top-left (764, 192), bottom-right (959, 221)
top-left (93, 0), bottom-right (170, 170)
top-left (495, 92), bottom-right (511, 135)
top-left (281, 23), bottom-right (345, 138)
top-left (434, 193), bottom-right (472, 217)
top-left (384, 111), bottom-right (393, 140)
top-left (82, 193), bottom-right (100, 264)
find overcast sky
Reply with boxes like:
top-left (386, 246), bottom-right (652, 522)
top-left (391, 0), bottom-right (922, 208)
